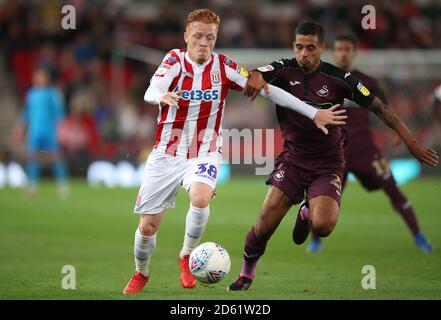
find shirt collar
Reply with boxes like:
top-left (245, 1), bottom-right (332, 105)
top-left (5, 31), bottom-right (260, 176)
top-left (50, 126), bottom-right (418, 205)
top-left (304, 60), bottom-right (323, 77)
top-left (185, 51), bottom-right (213, 69)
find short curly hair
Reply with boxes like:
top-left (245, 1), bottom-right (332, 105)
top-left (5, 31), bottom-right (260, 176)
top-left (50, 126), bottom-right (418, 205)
top-left (186, 8), bottom-right (220, 29)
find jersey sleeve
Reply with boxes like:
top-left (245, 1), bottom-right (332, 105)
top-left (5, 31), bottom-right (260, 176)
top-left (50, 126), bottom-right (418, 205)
top-left (343, 72), bottom-right (375, 108)
top-left (221, 55), bottom-right (248, 91)
top-left (255, 58), bottom-right (296, 84)
top-left (144, 50), bottom-right (181, 105)
top-left (265, 84), bottom-right (317, 120)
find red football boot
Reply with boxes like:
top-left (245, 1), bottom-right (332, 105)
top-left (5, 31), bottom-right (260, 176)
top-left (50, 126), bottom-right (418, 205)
top-left (178, 255), bottom-right (197, 288)
top-left (123, 272), bottom-right (149, 294)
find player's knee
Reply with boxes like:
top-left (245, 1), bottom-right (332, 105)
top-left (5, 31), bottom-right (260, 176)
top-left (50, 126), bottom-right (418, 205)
top-left (311, 220), bottom-right (335, 237)
top-left (190, 194), bottom-right (211, 208)
top-left (189, 183), bottom-right (214, 208)
top-left (138, 221), bottom-right (158, 236)
top-left (314, 226), bottom-right (333, 237)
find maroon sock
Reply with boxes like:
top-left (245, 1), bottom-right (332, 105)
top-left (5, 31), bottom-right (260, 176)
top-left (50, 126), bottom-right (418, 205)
top-left (383, 179), bottom-right (420, 235)
top-left (240, 227), bottom-right (268, 278)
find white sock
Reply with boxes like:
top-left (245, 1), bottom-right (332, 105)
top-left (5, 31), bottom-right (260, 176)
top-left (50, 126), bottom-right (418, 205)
top-left (179, 204), bottom-right (210, 258)
top-left (134, 228), bottom-right (156, 277)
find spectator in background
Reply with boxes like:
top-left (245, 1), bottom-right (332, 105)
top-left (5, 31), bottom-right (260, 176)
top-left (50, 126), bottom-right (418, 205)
top-left (12, 67), bottom-right (69, 196)
top-left (58, 85), bottom-right (100, 173)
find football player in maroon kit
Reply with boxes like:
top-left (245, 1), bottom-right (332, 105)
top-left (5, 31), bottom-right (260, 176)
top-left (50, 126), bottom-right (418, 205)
top-left (228, 22), bottom-right (438, 291)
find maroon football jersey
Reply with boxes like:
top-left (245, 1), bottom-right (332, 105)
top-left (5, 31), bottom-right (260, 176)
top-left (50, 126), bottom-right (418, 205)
top-left (257, 59), bottom-right (375, 169)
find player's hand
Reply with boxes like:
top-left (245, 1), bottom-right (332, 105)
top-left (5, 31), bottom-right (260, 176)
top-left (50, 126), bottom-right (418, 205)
top-left (244, 71), bottom-right (269, 101)
top-left (159, 91), bottom-right (181, 108)
top-left (313, 104), bottom-right (347, 135)
top-left (407, 143), bottom-right (438, 167)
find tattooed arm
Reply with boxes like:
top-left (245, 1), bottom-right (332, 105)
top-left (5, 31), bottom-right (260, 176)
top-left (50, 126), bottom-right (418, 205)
top-left (367, 97), bottom-right (438, 166)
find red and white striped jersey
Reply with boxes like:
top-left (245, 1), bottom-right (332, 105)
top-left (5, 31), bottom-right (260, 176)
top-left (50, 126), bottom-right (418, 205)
top-left (144, 49), bottom-right (250, 158)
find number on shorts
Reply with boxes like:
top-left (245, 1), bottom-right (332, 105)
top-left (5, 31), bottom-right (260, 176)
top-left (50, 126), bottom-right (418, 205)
top-left (196, 163), bottom-right (208, 174)
top-left (208, 165), bottom-right (217, 179)
top-left (195, 163), bottom-right (217, 179)
top-left (371, 158), bottom-right (390, 177)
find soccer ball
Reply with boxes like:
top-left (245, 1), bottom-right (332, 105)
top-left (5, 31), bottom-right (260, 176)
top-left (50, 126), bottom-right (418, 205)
top-left (189, 242), bottom-right (231, 284)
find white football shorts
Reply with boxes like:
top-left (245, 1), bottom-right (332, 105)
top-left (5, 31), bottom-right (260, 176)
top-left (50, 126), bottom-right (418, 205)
top-left (134, 149), bottom-right (221, 214)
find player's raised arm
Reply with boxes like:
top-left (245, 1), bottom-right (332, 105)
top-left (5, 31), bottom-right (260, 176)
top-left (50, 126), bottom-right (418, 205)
top-left (222, 56), bottom-right (346, 135)
top-left (342, 71), bottom-right (438, 167)
top-left (263, 84), bottom-right (346, 135)
top-left (144, 51), bottom-right (182, 108)
top-left (367, 97), bottom-right (438, 166)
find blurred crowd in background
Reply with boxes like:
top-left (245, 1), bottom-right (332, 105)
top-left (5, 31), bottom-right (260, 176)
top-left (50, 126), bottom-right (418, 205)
top-left (0, 0), bottom-right (440, 175)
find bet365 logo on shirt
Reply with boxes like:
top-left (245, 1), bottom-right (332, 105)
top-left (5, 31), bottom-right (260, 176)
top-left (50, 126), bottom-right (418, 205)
top-left (180, 89), bottom-right (219, 101)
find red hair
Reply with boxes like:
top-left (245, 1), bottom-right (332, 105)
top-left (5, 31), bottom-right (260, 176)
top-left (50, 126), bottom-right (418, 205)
top-left (186, 9), bottom-right (220, 29)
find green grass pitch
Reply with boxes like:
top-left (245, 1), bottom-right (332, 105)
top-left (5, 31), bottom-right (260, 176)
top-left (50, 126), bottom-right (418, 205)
top-left (0, 177), bottom-right (440, 300)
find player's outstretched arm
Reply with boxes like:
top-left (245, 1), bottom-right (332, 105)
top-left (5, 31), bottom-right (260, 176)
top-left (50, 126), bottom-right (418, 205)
top-left (263, 84), bottom-right (347, 135)
top-left (367, 97), bottom-right (438, 166)
top-left (227, 61), bottom-right (345, 134)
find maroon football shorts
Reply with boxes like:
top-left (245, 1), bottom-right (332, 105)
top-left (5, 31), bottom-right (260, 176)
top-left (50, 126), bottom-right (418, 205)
top-left (266, 160), bottom-right (344, 206)
top-left (344, 149), bottom-right (395, 191)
